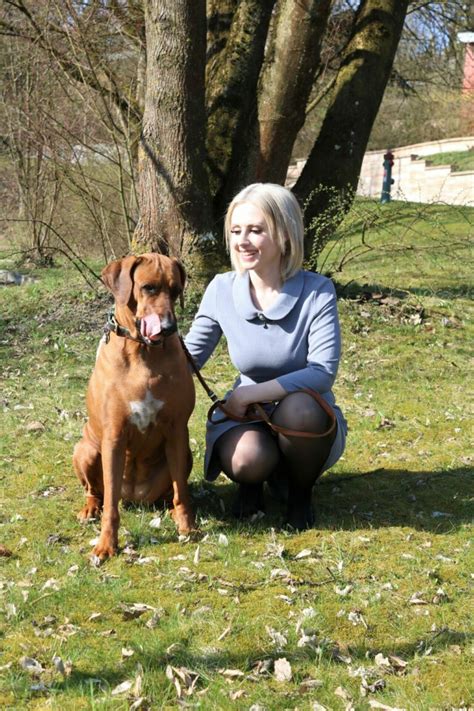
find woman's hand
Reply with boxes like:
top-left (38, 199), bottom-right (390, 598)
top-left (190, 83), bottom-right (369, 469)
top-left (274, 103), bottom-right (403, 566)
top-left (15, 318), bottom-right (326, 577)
top-left (224, 386), bottom-right (254, 418)
top-left (224, 381), bottom-right (288, 418)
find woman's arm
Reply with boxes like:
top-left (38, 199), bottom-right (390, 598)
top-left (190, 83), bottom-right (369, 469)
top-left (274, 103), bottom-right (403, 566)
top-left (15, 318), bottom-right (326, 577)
top-left (224, 380), bottom-right (287, 417)
top-left (276, 280), bottom-right (341, 394)
top-left (183, 277), bottom-right (222, 369)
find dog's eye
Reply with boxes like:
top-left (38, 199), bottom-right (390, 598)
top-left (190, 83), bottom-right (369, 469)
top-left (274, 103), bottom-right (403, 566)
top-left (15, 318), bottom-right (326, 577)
top-left (142, 284), bottom-right (158, 295)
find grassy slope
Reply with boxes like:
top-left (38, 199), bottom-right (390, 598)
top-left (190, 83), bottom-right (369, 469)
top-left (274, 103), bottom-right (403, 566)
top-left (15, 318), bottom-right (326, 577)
top-left (0, 202), bottom-right (473, 710)
top-left (420, 150), bottom-right (474, 172)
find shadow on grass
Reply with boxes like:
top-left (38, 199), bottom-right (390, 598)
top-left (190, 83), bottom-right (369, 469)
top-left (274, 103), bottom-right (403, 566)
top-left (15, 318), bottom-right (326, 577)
top-left (336, 280), bottom-right (473, 301)
top-left (29, 626), bottom-right (473, 697)
top-left (193, 467), bottom-right (473, 535)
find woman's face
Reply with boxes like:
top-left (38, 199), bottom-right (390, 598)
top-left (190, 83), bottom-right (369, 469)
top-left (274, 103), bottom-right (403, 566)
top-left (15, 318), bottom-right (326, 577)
top-left (229, 202), bottom-right (282, 277)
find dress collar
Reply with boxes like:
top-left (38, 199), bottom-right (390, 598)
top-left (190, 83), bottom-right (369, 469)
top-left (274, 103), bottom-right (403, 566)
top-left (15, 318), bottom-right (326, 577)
top-left (232, 270), bottom-right (304, 321)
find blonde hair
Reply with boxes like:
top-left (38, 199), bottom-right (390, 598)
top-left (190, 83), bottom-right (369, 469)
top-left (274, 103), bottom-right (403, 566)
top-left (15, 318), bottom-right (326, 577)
top-left (224, 183), bottom-right (304, 281)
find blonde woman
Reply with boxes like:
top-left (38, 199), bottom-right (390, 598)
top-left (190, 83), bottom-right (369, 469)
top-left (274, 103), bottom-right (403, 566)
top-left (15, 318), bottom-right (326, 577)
top-left (184, 183), bottom-right (347, 529)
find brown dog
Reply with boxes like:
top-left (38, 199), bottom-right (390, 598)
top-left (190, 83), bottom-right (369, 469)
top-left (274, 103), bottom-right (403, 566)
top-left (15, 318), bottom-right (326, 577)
top-left (73, 253), bottom-right (195, 561)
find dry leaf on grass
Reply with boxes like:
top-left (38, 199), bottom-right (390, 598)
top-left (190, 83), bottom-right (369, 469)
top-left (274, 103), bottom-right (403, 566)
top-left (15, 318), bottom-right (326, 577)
top-left (20, 657), bottom-right (44, 676)
top-left (218, 533), bottom-right (229, 547)
top-left (6, 603), bottom-right (17, 619)
top-left (229, 689), bottom-right (246, 700)
top-left (249, 659), bottom-right (272, 677)
top-left (166, 665), bottom-right (200, 698)
top-left (266, 626), bottom-right (287, 649)
top-left (165, 642), bottom-right (183, 656)
top-left (145, 607), bottom-right (165, 630)
top-left (30, 681), bottom-right (49, 693)
top-left (299, 678), bottom-right (323, 692)
top-left (432, 587), bottom-right (448, 604)
top-left (88, 612), bottom-right (102, 622)
top-left (274, 657), bottom-right (292, 682)
top-left (408, 592), bottom-right (428, 605)
top-left (218, 668), bottom-right (245, 680)
top-left (360, 677), bottom-right (386, 696)
top-left (26, 421), bottom-right (45, 432)
top-left (100, 628), bottom-right (116, 637)
top-left (264, 541), bottom-right (285, 558)
top-left (134, 556), bottom-right (158, 566)
top-left (348, 610), bottom-right (368, 628)
top-left (52, 655), bottom-right (72, 677)
top-left (368, 701), bottom-right (406, 711)
top-left (217, 625), bottom-right (232, 641)
top-left (111, 680), bottom-right (133, 696)
top-left (270, 567), bottom-right (289, 579)
top-left (335, 685), bottom-right (352, 699)
top-left (388, 656), bottom-right (408, 675)
top-left (120, 603), bottom-right (156, 620)
top-left (373, 654), bottom-right (389, 670)
top-left (297, 632), bottom-right (318, 649)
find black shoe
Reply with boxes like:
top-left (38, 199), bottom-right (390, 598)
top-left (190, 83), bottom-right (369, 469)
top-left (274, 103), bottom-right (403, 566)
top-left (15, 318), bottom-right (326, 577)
top-left (285, 492), bottom-right (315, 530)
top-left (231, 482), bottom-right (265, 519)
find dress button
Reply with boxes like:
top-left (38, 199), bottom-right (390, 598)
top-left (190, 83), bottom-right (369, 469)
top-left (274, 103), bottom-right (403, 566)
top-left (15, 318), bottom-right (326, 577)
top-left (257, 312), bottom-right (265, 321)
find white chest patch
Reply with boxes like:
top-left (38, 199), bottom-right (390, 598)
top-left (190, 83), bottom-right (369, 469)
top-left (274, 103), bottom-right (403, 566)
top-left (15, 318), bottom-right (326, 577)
top-left (129, 390), bottom-right (165, 433)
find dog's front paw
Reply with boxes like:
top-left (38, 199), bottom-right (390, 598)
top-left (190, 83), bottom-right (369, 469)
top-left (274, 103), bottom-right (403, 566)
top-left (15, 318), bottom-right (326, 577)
top-left (78, 496), bottom-right (102, 523)
top-left (171, 505), bottom-right (196, 535)
top-left (91, 534), bottom-right (118, 563)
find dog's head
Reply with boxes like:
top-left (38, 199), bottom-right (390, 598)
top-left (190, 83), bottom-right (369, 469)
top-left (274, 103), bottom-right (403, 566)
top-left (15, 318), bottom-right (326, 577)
top-left (101, 254), bottom-right (186, 342)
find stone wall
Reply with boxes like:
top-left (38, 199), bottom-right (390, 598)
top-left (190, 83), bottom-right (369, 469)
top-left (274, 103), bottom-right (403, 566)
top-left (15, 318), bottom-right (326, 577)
top-left (287, 137), bottom-right (474, 206)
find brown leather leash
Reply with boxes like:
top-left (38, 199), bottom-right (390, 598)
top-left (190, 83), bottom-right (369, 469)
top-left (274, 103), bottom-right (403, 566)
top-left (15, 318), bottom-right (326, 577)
top-left (179, 337), bottom-right (336, 439)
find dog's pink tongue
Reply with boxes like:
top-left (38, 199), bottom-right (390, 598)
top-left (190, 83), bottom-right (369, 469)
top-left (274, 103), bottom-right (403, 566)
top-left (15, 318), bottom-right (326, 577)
top-left (140, 313), bottom-right (162, 341)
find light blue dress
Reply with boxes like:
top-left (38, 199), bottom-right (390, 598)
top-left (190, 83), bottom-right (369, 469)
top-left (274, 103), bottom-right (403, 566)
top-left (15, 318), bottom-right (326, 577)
top-left (184, 269), bottom-right (347, 480)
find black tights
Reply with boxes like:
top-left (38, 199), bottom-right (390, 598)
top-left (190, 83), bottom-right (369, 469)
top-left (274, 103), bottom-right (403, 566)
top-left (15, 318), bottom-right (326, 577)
top-left (214, 392), bottom-right (337, 528)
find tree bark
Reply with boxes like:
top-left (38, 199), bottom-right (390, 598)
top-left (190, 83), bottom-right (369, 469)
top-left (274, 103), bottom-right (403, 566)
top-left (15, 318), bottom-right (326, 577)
top-left (133, 0), bottom-right (213, 263)
top-left (205, 0), bottom-right (276, 214)
top-left (254, 0), bottom-right (332, 185)
top-left (293, 0), bottom-right (410, 258)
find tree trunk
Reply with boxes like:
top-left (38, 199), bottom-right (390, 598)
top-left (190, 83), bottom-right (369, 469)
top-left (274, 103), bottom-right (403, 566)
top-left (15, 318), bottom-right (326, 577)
top-left (293, 0), bottom-right (409, 259)
top-left (206, 0), bottom-right (276, 215)
top-left (133, 0), bottom-right (213, 266)
top-left (254, 0), bottom-right (331, 185)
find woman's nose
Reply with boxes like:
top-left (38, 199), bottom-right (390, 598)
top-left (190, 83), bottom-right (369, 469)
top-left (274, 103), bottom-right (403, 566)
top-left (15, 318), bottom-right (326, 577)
top-left (236, 231), bottom-right (250, 246)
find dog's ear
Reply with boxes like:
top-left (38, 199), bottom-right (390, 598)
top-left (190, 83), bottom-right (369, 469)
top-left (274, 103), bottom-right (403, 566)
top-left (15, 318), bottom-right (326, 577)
top-left (101, 256), bottom-right (141, 306)
top-left (173, 259), bottom-right (186, 308)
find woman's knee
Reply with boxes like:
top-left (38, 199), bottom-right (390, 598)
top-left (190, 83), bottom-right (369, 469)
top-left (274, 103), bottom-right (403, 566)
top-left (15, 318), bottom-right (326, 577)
top-left (272, 392), bottom-right (329, 433)
top-left (216, 428), bottom-right (279, 482)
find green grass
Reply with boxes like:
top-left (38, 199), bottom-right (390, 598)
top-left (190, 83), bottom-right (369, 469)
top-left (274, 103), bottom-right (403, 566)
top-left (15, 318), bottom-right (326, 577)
top-left (419, 150), bottom-right (474, 172)
top-left (1, 201), bottom-right (473, 710)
